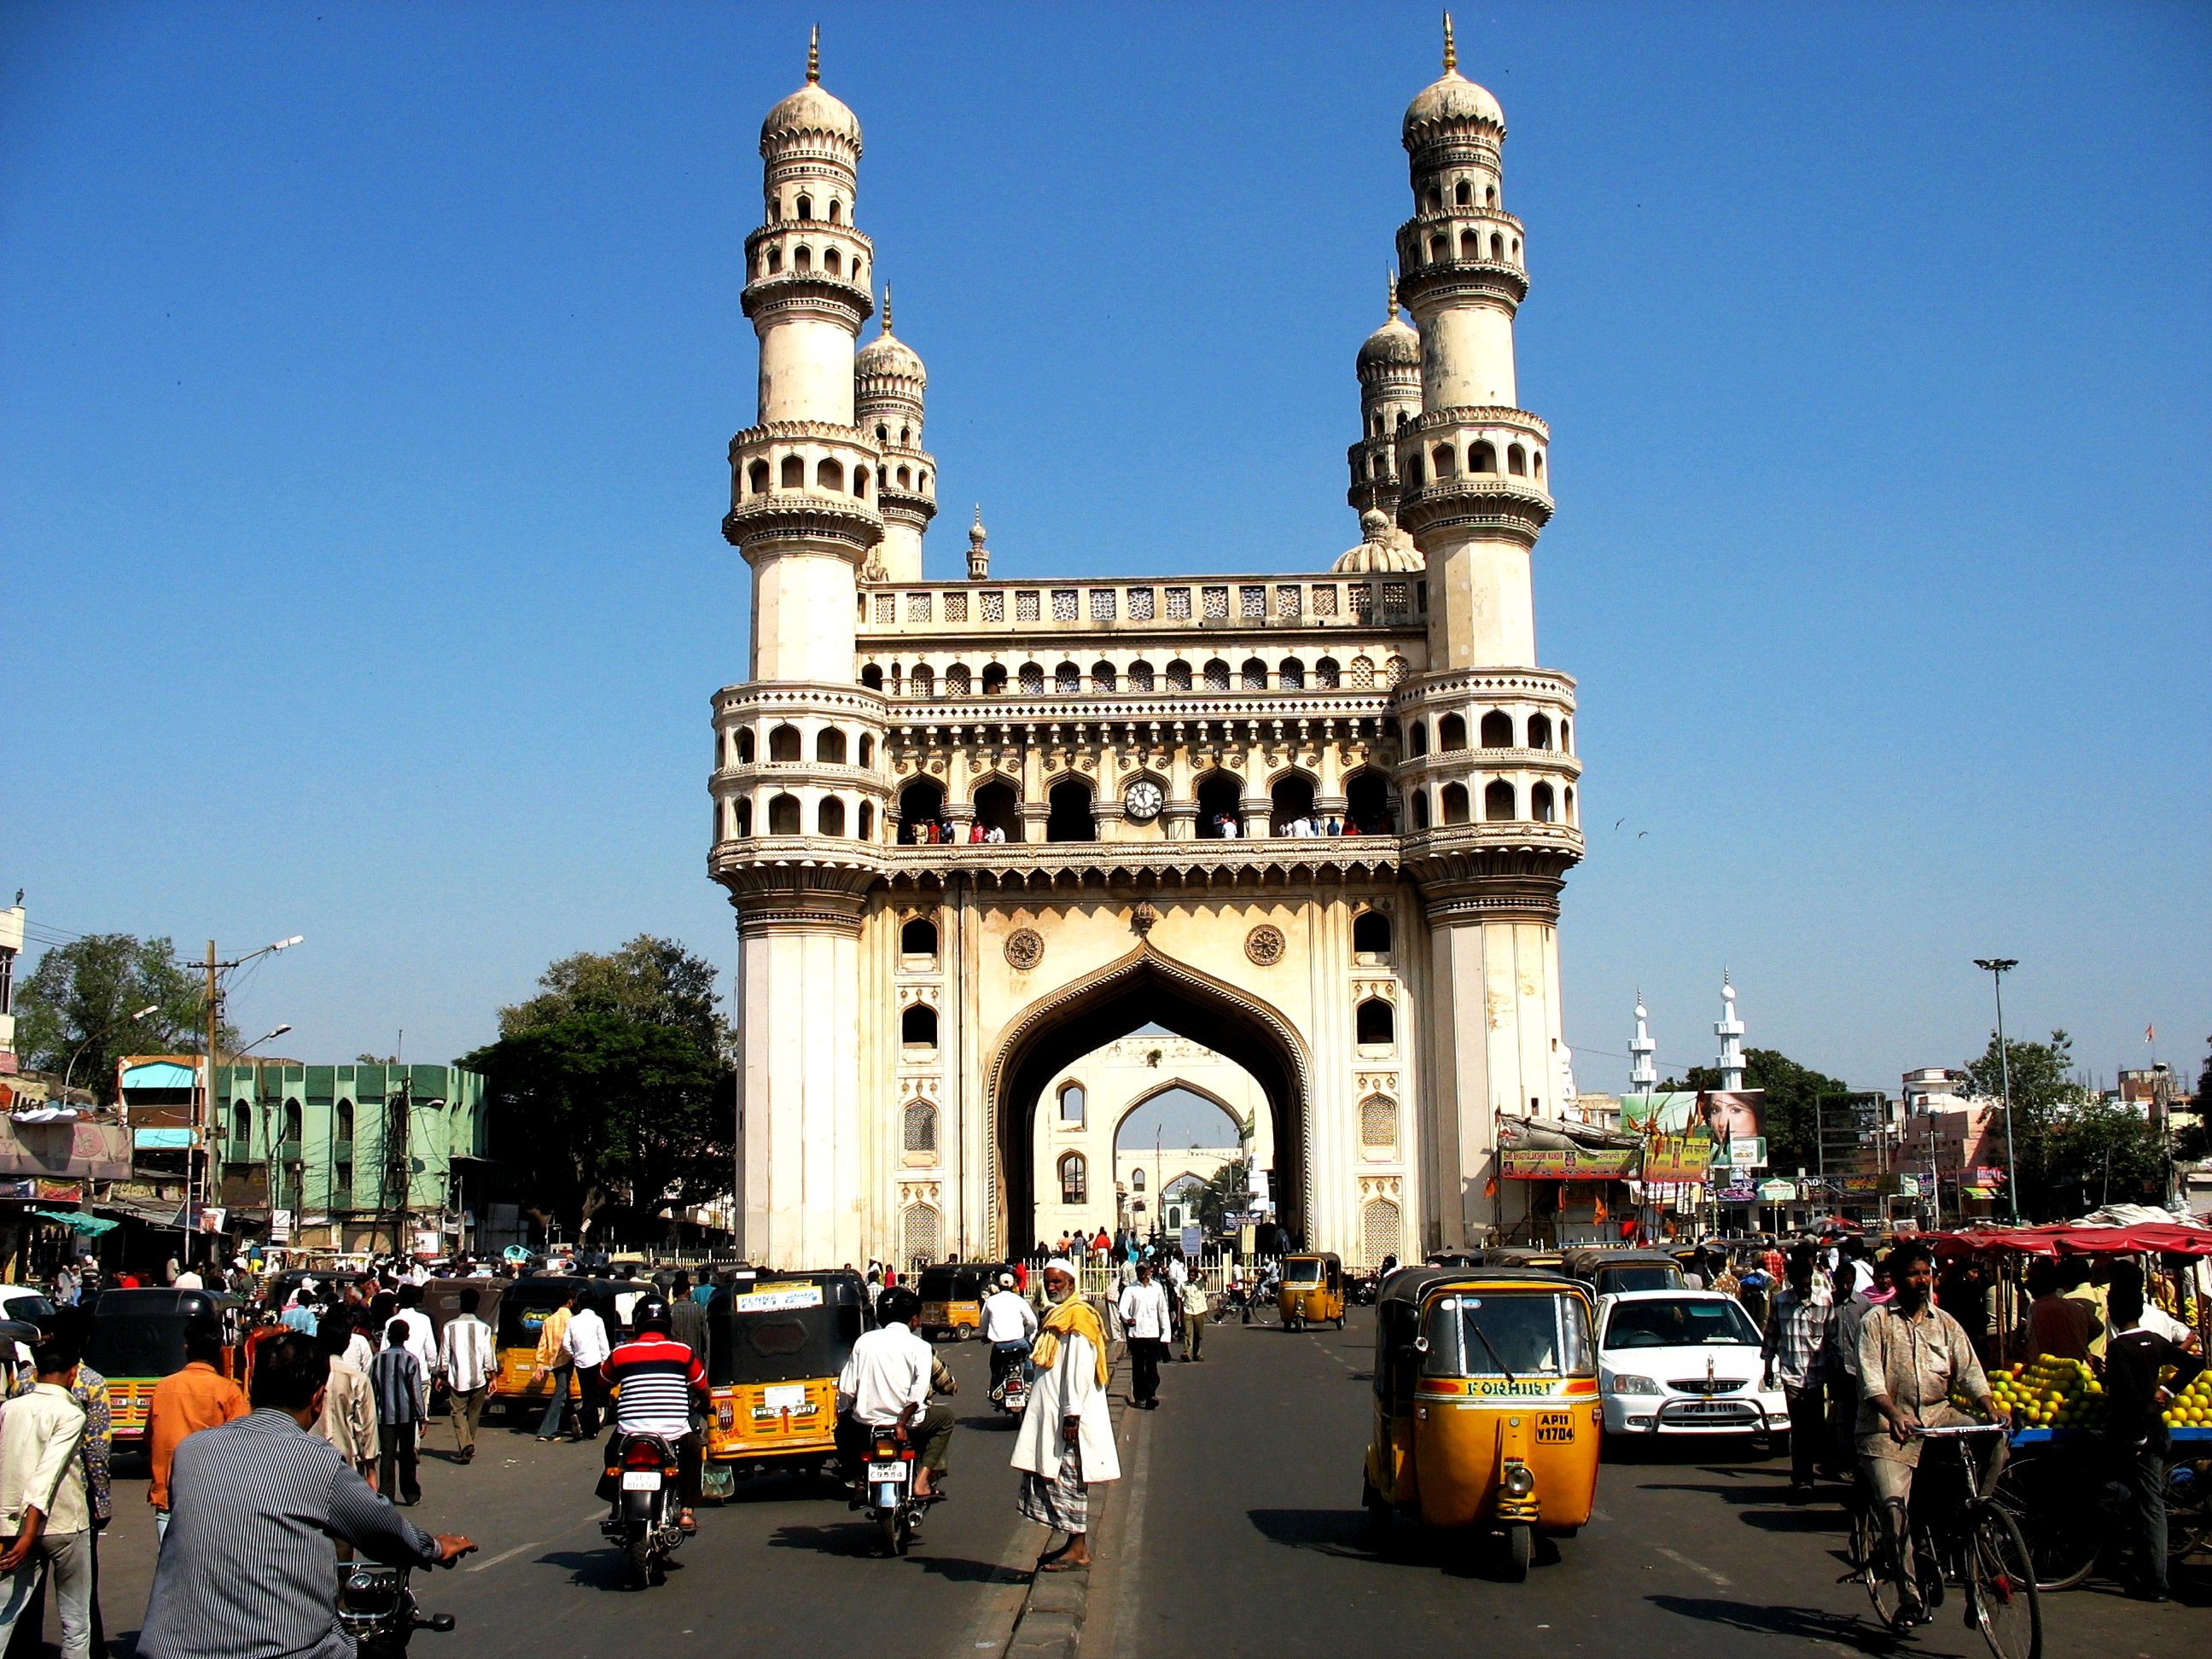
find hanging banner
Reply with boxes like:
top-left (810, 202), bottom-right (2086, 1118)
top-left (1642, 1132), bottom-right (1717, 1184)
top-left (1499, 1145), bottom-right (1638, 1180)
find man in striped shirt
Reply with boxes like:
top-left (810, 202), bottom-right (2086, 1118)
top-left (369, 1319), bottom-right (428, 1506)
top-left (138, 1332), bottom-right (473, 1659)
top-left (602, 1307), bottom-right (707, 1533)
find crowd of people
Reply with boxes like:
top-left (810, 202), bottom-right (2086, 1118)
top-left (1697, 1232), bottom-right (2203, 1615)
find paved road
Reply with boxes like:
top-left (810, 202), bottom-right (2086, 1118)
top-left (1103, 1306), bottom-right (2204, 1659)
top-left (85, 1336), bottom-right (1042, 1659)
top-left (43, 1310), bottom-right (2212, 1657)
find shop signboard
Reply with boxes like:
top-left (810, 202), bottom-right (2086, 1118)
top-left (1727, 1137), bottom-right (1769, 1172)
top-left (1757, 1178), bottom-right (1798, 1202)
top-left (1641, 1132), bottom-right (1717, 1184)
top-left (1499, 1145), bottom-right (1639, 1180)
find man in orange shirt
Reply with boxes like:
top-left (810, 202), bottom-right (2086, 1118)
top-left (146, 1315), bottom-right (247, 1543)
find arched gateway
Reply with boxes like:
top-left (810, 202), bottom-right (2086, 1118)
top-left (709, 35), bottom-right (1586, 1268)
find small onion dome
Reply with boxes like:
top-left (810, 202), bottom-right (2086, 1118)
top-left (856, 329), bottom-right (923, 383)
top-left (856, 291), bottom-right (924, 385)
top-left (761, 32), bottom-right (861, 153)
top-left (1405, 19), bottom-right (1504, 139)
top-left (1334, 509), bottom-right (1424, 573)
top-left (1359, 313), bottom-right (1419, 375)
top-left (760, 80), bottom-right (862, 151)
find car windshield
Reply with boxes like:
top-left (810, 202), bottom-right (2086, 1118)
top-left (1604, 1297), bottom-right (1760, 1350)
top-left (1422, 1292), bottom-right (1593, 1378)
top-left (1284, 1260), bottom-right (1324, 1284)
top-left (1594, 1265), bottom-right (1682, 1295)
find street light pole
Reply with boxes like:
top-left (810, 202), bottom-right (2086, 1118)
top-left (1973, 958), bottom-right (2021, 1224)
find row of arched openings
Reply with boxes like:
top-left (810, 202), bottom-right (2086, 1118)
top-left (754, 242), bottom-right (865, 283)
top-left (726, 795), bottom-right (876, 840)
top-left (1405, 780), bottom-right (1573, 828)
top-left (863, 655), bottom-right (1398, 696)
top-left (1404, 440), bottom-right (1543, 490)
top-left (1422, 227), bottom-right (1520, 265)
top-left (743, 453), bottom-right (899, 499)
top-left (730, 725), bottom-right (876, 767)
top-left (1405, 711), bottom-right (1568, 755)
top-left (894, 767), bottom-right (1399, 843)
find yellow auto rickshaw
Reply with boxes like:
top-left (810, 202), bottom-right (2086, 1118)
top-left (1277, 1252), bottom-right (1345, 1330)
top-left (1361, 1266), bottom-right (1602, 1580)
top-left (487, 1276), bottom-right (649, 1419)
top-left (916, 1262), bottom-right (1001, 1341)
top-left (84, 1289), bottom-right (247, 1447)
top-left (699, 1269), bottom-right (870, 1496)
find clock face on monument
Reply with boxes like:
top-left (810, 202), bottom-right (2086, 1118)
top-left (1123, 779), bottom-right (1164, 823)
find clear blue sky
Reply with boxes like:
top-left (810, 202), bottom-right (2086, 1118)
top-left (5, 3), bottom-right (2206, 1097)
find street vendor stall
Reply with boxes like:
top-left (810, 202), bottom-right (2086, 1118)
top-left (1921, 1217), bottom-right (2212, 1591)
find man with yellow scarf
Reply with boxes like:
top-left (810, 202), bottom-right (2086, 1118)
top-left (1010, 1260), bottom-right (1121, 1570)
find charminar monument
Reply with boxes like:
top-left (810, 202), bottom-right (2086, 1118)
top-left (710, 22), bottom-right (1583, 1269)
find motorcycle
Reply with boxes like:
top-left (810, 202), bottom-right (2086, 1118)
top-left (989, 1341), bottom-right (1033, 1418)
top-left (854, 1420), bottom-right (937, 1556)
top-left (335, 1561), bottom-right (460, 1657)
top-left (599, 1430), bottom-right (686, 1589)
top-left (1350, 1272), bottom-right (1381, 1307)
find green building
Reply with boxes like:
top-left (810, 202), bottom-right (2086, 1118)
top-left (213, 1062), bottom-right (488, 1255)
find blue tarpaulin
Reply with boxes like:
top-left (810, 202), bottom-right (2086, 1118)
top-left (33, 1209), bottom-right (120, 1236)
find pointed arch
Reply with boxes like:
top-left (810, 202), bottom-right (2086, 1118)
top-left (985, 943), bottom-right (1312, 1256)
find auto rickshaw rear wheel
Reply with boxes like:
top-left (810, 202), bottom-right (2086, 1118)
top-left (1501, 1522), bottom-right (1532, 1581)
top-left (1360, 1476), bottom-right (1393, 1541)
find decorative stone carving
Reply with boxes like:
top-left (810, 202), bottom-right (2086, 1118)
top-left (1245, 925), bottom-right (1286, 966)
top-left (1004, 928), bottom-right (1044, 969)
top-left (1129, 901), bottom-right (1159, 937)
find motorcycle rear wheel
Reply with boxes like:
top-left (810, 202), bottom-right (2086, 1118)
top-left (626, 1534), bottom-right (654, 1591)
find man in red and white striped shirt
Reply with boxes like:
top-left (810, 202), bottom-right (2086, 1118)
top-left (603, 1307), bottom-right (708, 1532)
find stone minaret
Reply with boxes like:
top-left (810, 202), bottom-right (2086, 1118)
top-left (1629, 994), bottom-right (1658, 1094)
top-left (712, 30), bottom-right (890, 1266)
top-left (1338, 272), bottom-right (1423, 573)
top-left (1394, 17), bottom-right (1584, 1241)
top-left (856, 287), bottom-right (937, 582)
top-left (1715, 977), bottom-right (1746, 1092)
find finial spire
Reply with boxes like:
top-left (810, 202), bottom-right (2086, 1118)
top-left (806, 23), bottom-right (820, 84)
top-left (1386, 270), bottom-right (1399, 322)
top-left (1442, 11), bottom-right (1457, 75)
top-left (882, 284), bottom-right (893, 333)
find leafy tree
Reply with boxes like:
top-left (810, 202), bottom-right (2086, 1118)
top-left (463, 1011), bottom-right (732, 1243)
top-left (14, 934), bottom-right (228, 1103)
top-left (1192, 1157), bottom-right (1253, 1233)
top-left (499, 935), bottom-right (731, 1059)
top-left (1674, 1047), bottom-right (1851, 1174)
top-left (1963, 1028), bottom-right (2168, 1219)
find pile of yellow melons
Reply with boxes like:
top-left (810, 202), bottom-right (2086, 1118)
top-left (1988, 1356), bottom-right (2106, 1430)
top-left (2163, 1370), bottom-right (2211, 1429)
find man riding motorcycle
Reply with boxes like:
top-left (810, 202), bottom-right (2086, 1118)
top-left (602, 1303), bottom-right (709, 1534)
top-left (837, 1288), bottom-right (954, 1501)
top-left (981, 1272), bottom-right (1039, 1399)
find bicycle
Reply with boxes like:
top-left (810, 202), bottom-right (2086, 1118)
top-left (1995, 1436), bottom-right (2211, 1590)
top-left (1846, 1423), bottom-right (2040, 1659)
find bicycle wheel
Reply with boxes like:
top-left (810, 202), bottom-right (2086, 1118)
top-left (1851, 1501), bottom-right (1905, 1629)
top-left (1966, 1505), bottom-right (2041, 1659)
top-left (1993, 1452), bottom-right (2098, 1592)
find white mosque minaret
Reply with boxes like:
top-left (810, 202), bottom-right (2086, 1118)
top-left (1629, 993), bottom-right (1658, 1094)
top-left (1715, 976), bottom-right (1747, 1092)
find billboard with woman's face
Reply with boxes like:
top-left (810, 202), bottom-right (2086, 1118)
top-left (1698, 1091), bottom-right (1767, 1171)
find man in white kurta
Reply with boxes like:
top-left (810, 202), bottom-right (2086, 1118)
top-left (1012, 1262), bottom-right (1120, 1570)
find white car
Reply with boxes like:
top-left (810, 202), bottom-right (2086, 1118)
top-left (1597, 1289), bottom-right (1787, 1441)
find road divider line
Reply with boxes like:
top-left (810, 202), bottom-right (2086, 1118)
top-left (465, 1507), bottom-right (602, 1572)
top-left (1652, 1544), bottom-right (1732, 1588)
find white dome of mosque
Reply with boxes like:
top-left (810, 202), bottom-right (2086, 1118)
top-left (1357, 312), bottom-right (1419, 373)
top-left (760, 33), bottom-right (861, 152)
top-left (856, 327), bottom-right (923, 381)
top-left (1334, 509), bottom-right (1424, 573)
top-left (1403, 70), bottom-right (1505, 139)
top-left (761, 80), bottom-right (862, 150)
top-left (1404, 19), bottom-right (1505, 139)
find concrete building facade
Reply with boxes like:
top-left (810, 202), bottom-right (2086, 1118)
top-left (710, 26), bottom-right (1585, 1270)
